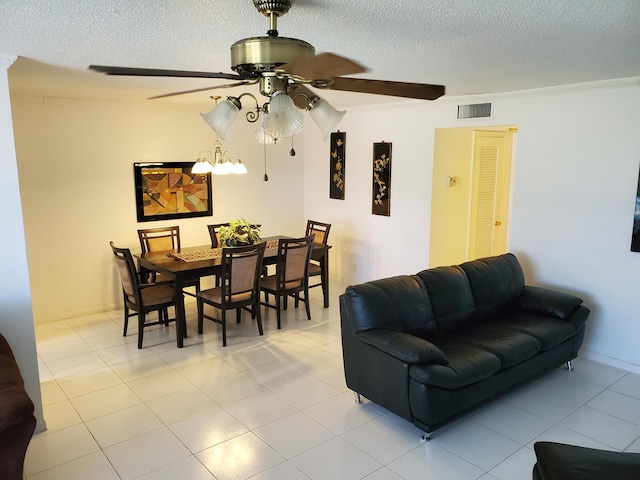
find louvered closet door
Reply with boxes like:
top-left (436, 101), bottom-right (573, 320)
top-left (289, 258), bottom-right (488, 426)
top-left (468, 131), bottom-right (508, 259)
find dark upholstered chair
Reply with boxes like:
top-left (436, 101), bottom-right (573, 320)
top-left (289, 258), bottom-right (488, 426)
top-left (260, 235), bottom-right (315, 329)
top-left (137, 226), bottom-right (200, 297)
top-left (197, 242), bottom-right (266, 346)
top-left (305, 220), bottom-right (331, 307)
top-left (207, 223), bottom-right (230, 248)
top-left (111, 241), bottom-right (179, 349)
top-left (533, 442), bottom-right (640, 480)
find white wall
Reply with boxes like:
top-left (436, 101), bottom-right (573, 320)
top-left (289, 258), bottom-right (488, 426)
top-left (11, 96), bottom-right (305, 323)
top-left (303, 78), bottom-right (640, 373)
top-left (0, 55), bottom-right (44, 432)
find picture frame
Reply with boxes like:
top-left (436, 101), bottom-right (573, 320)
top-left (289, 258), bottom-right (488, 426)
top-left (134, 162), bottom-right (213, 222)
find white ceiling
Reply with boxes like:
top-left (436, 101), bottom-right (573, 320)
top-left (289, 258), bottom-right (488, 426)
top-left (2, 0), bottom-right (640, 108)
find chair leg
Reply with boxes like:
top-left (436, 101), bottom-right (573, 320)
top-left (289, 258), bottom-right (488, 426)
top-left (276, 295), bottom-right (282, 329)
top-left (255, 301), bottom-right (264, 336)
top-left (123, 304), bottom-right (129, 336)
top-left (304, 287), bottom-right (311, 320)
top-left (221, 309), bottom-right (227, 347)
top-left (236, 308), bottom-right (241, 324)
top-left (137, 311), bottom-right (145, 349)
top-left (197, 298), bottom-right (204, 334)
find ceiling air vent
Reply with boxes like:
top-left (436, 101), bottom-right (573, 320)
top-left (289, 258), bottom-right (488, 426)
top-left (457, 103), bottom-right (492, 119)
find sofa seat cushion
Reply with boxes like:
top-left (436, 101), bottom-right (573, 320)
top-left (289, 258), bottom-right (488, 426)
top-left (443, 326), bottom-right (542, 368)
top-left (492, 312), bottom-right (577, 351)
top-left (409, 344), bottom-right (501, 389)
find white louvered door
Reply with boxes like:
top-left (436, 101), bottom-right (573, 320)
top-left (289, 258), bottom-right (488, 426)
top-left (468, 131), bottom-right (509, 259)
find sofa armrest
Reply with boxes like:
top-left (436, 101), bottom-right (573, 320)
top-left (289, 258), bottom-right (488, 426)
top-left (533, 442), bottom-right (640, 480)
top-left (517, 286), bottom-right (583, 320)
top-left (356, 329), bottom-right (449, 365)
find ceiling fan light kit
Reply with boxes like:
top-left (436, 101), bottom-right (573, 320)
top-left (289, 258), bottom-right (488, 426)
top-left (90, 0), bottom-right (445, 160)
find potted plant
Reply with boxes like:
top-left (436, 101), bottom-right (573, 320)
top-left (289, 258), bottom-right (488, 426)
top-left (218, 218), bottom-right (261, 246)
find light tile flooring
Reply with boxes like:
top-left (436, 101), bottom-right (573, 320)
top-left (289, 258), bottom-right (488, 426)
top-left (28, 281), bottom-right (640, 479)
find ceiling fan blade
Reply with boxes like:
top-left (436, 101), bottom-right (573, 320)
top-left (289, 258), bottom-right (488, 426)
top-left (313, 77), bottom-right (445, 101)
top-left (287, 83), bottom-right (316, 109)
top-left (89, 65), bottom-right (243, 80)
top-left (148, 80), bottom-right (259, 100)
top-left (279, 52), bottom-right (367, 81)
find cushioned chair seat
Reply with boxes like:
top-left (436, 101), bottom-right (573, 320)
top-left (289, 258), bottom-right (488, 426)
top-left (492, 313), bottom-right (577, 350)
top-left (410, 344), bottom-right (501, 389)
top-left (445, 325), bottom-right (542, 368)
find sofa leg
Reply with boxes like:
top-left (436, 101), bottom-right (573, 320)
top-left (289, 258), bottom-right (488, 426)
top-left (567, 360), bottom-right (574, 371)
top-left (353, 391), bottom-right (362, 404)
top-left (421, 432), bottom-right (432, 441)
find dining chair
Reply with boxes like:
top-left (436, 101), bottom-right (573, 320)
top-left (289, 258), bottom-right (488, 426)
top-left (207, 222), bottom-right (230, 248)
top-left (137, 226), bottom-right (201, 297)
top-left (260, 235), bottom-right (315, 329)
top-left (197, 242), bottom-right (266, 347)
top-left (305, 220), bottom-right (331, 304)
top-left (110, 241), bottom-right (178, 349)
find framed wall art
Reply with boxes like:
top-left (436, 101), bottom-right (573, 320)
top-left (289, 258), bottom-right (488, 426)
top-left (372, 142), bottom-right (392, 216)
top-left (134, 162), bottom-right (213, 222)
top-left (330, 131), bottom-right (346, 200)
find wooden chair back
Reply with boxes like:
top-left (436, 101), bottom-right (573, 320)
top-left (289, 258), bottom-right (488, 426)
top-left (207, 223), bottom-right (230, 248)
top-left (276, 235), bottom-right (315, 291)
top-left (306, 220), bottom-right (331, 245)
top-left (220, 242), bottom-right (266, 306)
top-left (138, 226), bottom-right (180, 253)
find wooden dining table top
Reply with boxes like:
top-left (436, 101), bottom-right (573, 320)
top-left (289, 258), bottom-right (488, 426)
top-left (135, 235), bottom-right (328, 277)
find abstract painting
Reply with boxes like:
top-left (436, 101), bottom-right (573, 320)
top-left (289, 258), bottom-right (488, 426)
top-left (134, 162), bottom-right (212, 222)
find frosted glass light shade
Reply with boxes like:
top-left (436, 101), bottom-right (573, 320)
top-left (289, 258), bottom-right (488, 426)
top-left (200, 99), bottom-right (239, 140)
top-left (309, 97), bottom-right (345, 140)
top-left (191, 158), bottom-right (214, 174)
top-left (231, 160), bottom-right (248, 174)
top-left (254, 116), bottom-right (277, 144)
top-left (212, 160), bottom-right (231, 175)
top-left (263, 91), bottom-right (304, 139)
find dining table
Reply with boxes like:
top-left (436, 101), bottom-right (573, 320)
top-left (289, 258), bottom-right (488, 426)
top-left (135, 236), bottom-right (330, 347)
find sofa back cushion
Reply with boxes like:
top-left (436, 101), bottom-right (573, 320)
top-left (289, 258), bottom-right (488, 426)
top-left (459, 253), bottom-right (525, 321)
top-left (416, 265), bottom-right (477, 334)
top-left (341, 275), bottom-right (438, 339)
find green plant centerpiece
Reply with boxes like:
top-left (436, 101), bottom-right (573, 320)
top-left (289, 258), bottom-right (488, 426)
top-left (218, 218), bottom-right (261, 247)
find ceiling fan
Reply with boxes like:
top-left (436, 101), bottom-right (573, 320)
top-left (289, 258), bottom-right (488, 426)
top-left (88, 0), bottom-right (445, 103)
top-left (90, 0), bottom-right (446, 145)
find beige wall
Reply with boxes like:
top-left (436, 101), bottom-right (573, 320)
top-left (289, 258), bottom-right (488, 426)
top-left (11, 96), bottom-right (305, 323)
top-left (429, 128), bottom-right (474, 267)
top-left (1, 56), bottom-right (44, 432)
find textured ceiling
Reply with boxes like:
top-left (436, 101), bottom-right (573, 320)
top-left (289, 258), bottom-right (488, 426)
top-left (2, 0), bottom-right (640, 107)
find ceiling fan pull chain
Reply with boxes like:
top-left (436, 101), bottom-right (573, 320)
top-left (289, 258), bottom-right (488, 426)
top-left (290, 135), bottom-right (296, 156)
top-left (263, 142), bottom-right (269, 181)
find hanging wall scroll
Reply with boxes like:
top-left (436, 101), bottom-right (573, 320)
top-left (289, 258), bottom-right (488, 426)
top-left (372, 142), bottom-right (392, 216)
top-left (330, 131), bottom-right (346, 200)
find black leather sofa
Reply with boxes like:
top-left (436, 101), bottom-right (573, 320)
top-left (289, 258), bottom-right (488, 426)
top-left (339, 253), bottom-right (589, 437)
top-left (533, 442), bottom-right (640, 479)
